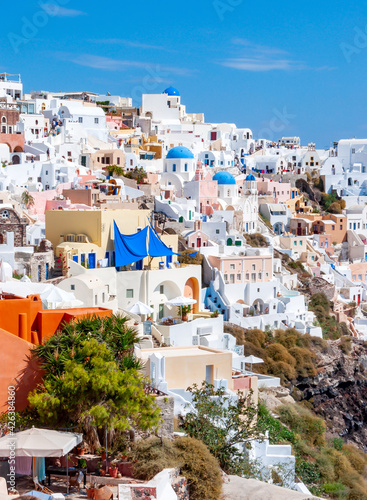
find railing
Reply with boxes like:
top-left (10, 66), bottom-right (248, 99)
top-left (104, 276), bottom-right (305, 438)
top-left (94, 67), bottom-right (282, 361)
top-left (144, 384), bottom-right (167, 396)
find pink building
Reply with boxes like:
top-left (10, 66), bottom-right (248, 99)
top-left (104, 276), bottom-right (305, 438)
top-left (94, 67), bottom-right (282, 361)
top-left (256, 179), bottom-right (291, 204)
top-left (106, 115), bottom-right (128, 131)
top-left (185, 220), bottom-right (210, 249)
top-left (184, 162), bottom-right (218, 215)
top-left (209, 252), bottom-right (273, 284)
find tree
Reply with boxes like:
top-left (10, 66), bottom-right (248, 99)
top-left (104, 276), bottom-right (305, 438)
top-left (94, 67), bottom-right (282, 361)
top-left (181, 382), bottom-right (267, 474)
top-left (29, 315), bottom-right (161, 449)
top-left (21, 190), bottom-right (35, 209)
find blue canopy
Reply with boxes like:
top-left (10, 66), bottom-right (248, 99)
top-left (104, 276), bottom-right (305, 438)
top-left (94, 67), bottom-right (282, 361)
top-left (113, 221), bottom-right (197, 268)
top-left (113, 221), bottom-right (148, 267)
top-left (148, 225), bottom-right (197, 259)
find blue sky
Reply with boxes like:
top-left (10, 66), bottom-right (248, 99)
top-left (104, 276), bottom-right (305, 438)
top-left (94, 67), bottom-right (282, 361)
top-left (1, 0), bottom-right (367, 147)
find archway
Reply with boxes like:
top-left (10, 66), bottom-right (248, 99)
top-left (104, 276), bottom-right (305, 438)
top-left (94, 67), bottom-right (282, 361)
top-left (184, 277), bottom-right (199, 314)
top-left (14, 146), bottom-right (23, 153)
top-left (12, 155), bottom-right (20, 165)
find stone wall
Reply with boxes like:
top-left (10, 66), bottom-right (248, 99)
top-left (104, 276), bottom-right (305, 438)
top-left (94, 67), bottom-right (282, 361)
top-left (0, 208), bottom-right (27, 246)
top-left (155, 395), bottom-right (174, 438)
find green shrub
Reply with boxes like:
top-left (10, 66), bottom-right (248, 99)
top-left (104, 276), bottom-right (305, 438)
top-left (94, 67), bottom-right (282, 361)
top-left (322, 482), bottom-right (347, 497)
top-left (266, 359), bottom-right (296, 383)
top-left (342, 444), bottom-right (367, 475)
top-left (277, 404), bottom-right (325, 447)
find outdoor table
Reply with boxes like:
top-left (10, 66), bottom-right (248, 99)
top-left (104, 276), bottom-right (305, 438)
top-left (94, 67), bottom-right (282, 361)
top-left (45, 466), bottom-right (87, 487)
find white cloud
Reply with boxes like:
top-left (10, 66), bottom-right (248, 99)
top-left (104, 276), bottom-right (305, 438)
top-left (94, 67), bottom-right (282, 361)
top-left (64, 54), bottom-right (195, 77)
top-left (219, 39), bottom-right (335, 72)
top-left (40, 4), bottom-right (86, 17)
top-left (90, 39), bottom-right (176, 53)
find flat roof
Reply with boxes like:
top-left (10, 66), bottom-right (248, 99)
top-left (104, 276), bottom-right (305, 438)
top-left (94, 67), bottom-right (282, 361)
top-left (139, 346), bottom-right (227, 359)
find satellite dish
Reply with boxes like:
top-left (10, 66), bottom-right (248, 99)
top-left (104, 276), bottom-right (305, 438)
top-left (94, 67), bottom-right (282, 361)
top-left (107, 92), bottom-right (111, 96)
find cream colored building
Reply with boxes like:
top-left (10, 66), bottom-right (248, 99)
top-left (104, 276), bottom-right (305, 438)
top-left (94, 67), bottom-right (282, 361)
top-left (45, 208), bottom-right (178, 273)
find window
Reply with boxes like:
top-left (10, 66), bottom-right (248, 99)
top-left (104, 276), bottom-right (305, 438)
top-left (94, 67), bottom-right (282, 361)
top-left (358, 274), bottom-right (362, 281)
top-left (258, 273), bottom-right (262, 280)
top-left (230, 264), bottom-right (235, 270)
top-left (71, 284), bottom-right (75, 291)
top-left (294, 241), bottom-right (297, 246)
top-left (8, 126), bottom-right (12, 134)
top-left (252, 264), bottom-right (256, 271)
top-left (67, 151), bottom-right (72, 157)
top-left (45, 170), bottom-right (48, 175)
top-left (216, 229), bottom-right (220, 234)
top-left (117, 157), bottom-right (120, 165)
top-left (230, 274), bottom-right (235, 283)
top-left (251, 273), bottom-right (256, 281)
top-left (224, 274), bottom-right (228, 282)
top-left (300, 240), bottom-right (303, 245)
top-left (340, 225), bottom-right (343, 230)
top-left (95, 295), bottom-right (98, 305)
top-left (245, 273), bottom-right (249, 280)
top-left (184, 163), bottom-right (188, 171)
top-left (126, 289), bottom-right (134, 298)
top-left (160, 285), bottom-right (164, 294)
top-left (1, 210), bottom-right (9, 218)
top-left (78, 117), bottom-right (83, 123)
top-left (332, 226), bottom-right (335, 231)
top-left (94, 118), bottom-right (99, 124)
top-left (237, 274), bottom-right (241, 281)
top-left (172, 164), bottom-right (176, 172)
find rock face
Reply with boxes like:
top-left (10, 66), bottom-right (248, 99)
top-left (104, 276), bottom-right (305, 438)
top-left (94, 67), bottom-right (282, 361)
top-left (295, 339), bottom-right (367, 450)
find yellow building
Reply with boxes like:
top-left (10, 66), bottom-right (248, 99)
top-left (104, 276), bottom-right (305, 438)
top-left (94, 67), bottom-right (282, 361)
top-left (286, 189), bottom-right (312, 216)
top-left (139, 346), bottom-right (235, 391)
top-left (45, 208), bottom-right (178, 273)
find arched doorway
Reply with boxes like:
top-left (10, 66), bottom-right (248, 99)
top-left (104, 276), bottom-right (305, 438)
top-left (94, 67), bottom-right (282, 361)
top-left (12, 155), bottom-right (20, 164)
top-left (14, 146), bottom-right (23, 153)
top-left (184, 277), bottom-right (199, 314)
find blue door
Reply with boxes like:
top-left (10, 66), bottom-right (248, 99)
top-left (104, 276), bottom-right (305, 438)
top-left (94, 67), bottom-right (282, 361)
top-left (105, 251), bottom-right (110, 266)
top-left (81, 254), bottom-right (85, 266)
top-left (88, 253), bottom-right (96, 269)
top-left (136, 259), bottom-right (143, 270)
top-left (73, 255), bottom-right (78, 263)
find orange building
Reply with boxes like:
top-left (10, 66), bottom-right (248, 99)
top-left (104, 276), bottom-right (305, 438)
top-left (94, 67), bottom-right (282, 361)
top-left (290, 213), bottom-right (347, 244)
top-left (0, 293), bottom-right (112, 412)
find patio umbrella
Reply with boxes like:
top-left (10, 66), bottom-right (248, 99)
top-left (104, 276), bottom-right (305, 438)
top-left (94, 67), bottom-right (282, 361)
top-left (127, 301), bottom-right (154, 315)
top-left (243, 355), bottom-right (264, 371)
top-left (166, 296), bottom-right (197, 319)
top-left (0, 428), bottom-right (82, 494)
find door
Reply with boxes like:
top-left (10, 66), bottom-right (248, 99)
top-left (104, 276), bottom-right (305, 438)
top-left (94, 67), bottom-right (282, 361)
top-left (197, 237), bottom-right (202, 248)
top-left (159, 304), bottom-right (164, 320)
top-left (205, 365), bottom-right (214, 384)
top-left (81, 254), bottom-right (85, 266)
top-left (88, 253), bottom-right (96, 269)
top-left (72, 255), bottom-right (78, 263)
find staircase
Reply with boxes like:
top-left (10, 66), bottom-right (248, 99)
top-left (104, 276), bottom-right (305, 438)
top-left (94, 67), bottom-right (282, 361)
top-left (152, 335), bottom-right (161, 348)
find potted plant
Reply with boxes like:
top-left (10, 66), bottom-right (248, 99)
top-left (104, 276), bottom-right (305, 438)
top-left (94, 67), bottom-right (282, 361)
top-left (108, 462), bottom-right (118, 478)
top-left (86, 483), bottom-right (94, 499)
top-left (78, 458), bottom-right (87, 470)
top-left (180, 305), bottom-right (191, 321)
top-left (77, 443), bottom-right (85, 456)
top-left (95, 461), bottom-right (103, 476)
top-left (210, 309), bottom-right (219, 318)
top-left (97, 447), bottom-right (107, 460)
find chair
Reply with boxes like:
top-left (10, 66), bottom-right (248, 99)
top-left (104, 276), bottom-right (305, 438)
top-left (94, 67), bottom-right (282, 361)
top-left (33, 476), bottom-right (53, 495)
top-left (69, 470), bottom-right (84, 492)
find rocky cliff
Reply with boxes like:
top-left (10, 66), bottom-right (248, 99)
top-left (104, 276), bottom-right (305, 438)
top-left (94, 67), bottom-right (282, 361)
top-left (295, 339), bottom-right (367, 450)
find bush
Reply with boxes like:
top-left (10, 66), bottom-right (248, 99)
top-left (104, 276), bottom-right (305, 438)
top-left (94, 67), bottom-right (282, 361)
top-left (339, 336), bottom-right (352, 355)
top-left (328, 202), bottom-right (342, 214)
top-left (174, 437), bottom-right (222, 500)
top-left (245, 329), bottom-right (266, 348)
top-left (129, 436), bottom-right (222, 500)
top-left (342, 444), bottom-right (367, 475)
top-left (266, 344), bottom-right (296, 366)
top-left (277, 404), bottom-right (325, 447)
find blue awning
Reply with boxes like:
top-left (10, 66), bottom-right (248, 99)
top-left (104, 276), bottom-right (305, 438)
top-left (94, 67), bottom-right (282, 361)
top-left (113, 221), bottom-right (148, 267)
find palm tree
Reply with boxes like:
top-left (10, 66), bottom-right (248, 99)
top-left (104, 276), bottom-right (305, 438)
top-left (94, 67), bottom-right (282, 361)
top-left (21, 191), bottom-right (35, 209)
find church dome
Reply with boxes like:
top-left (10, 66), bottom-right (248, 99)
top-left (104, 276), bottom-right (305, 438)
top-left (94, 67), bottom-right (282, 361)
top-left (163, 86), bottom-right (180, 96)
top-left (245, 174), bottom-right (256, 181)
top-left (213, 171), bottom-right (236, 185)
top-left (166, 146), bottom-right (194, 159)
